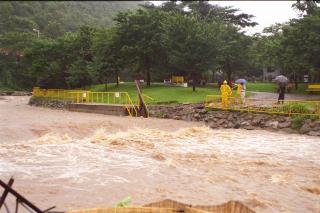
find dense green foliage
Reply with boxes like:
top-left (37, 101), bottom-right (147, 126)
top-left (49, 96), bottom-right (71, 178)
top-left (0, 0), bottom-right (319, 92)
top-left (250, 0), bottom-right (320, 85)
top-left (0, 1), bottom-right (140, 37)
top-left (0, 1), bottom-right (140, 89)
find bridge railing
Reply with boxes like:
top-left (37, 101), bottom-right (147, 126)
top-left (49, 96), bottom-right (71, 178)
top-left (32, 87), bottom-right (87, 100)
top-left (205, 95), bottom-right (320, 117)
top-left (70, 91), bottom-right (137, 117)
top-left (32, 87), bottom-right (137, 117)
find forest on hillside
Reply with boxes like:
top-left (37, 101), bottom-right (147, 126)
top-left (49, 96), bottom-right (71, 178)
top-left (0, 1), bottom-right (140, 37)
top-left (0, 1), bottom-right (319, 91)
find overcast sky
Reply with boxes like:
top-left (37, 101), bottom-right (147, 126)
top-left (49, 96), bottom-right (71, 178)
top-left (149, 1), bottom-right (300, 35)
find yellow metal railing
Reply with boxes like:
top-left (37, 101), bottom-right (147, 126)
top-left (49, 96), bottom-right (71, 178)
top-left (136, 94), bottom-right (154, 104)
top-left (205, 95), bottom-right (320, 117)
top-left (32, 87), bottom-right (87, 100)
top-left (32, 87), bottom-right (138, 117)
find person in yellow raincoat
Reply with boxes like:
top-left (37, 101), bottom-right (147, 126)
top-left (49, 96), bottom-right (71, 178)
top-left (220, 80), bottom-right (232, 108)
top-left (235, 82), bottom-right (246, 104)
top-left (235, 83), bottom-right (241, 104)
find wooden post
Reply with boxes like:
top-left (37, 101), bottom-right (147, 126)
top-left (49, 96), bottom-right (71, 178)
top-left (135, 80), bottom-right (148, 117)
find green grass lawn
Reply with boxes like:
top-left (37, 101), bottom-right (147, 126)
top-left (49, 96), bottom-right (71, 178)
top-left (89, 82), bottom-right (223, 104)
top-left (87, 82), bottom-right (316, 104)
top-left (246, 82), bottom-right (277, 92)
top-left (0, 86), bottom-right (15, 92)
top-left (246, 82), bottom-right (310, 94)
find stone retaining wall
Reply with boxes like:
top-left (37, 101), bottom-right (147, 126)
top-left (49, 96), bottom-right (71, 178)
top-left (0, 91), bottom-right (32, 96)
top-left (28, 96), bottom-right (71, 109)
top-left (29, 97), bottom-right (320, 136)
top-left (148, 104), bottom-right (320, 136)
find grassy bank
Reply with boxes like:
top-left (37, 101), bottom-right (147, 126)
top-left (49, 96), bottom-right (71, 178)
top-left (0, 86), bottom-right (15, 92)
top-left (89, 83), bottom-right (223, 104)
top-left (87, 82), bottom-right (317, 104)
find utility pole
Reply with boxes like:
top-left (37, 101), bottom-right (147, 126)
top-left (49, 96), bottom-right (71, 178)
top-left (33, 28), bottom-right (40, 39)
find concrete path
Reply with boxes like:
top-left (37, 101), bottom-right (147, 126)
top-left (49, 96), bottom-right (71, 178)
top-left (249, 91), bottom-right (320, 101)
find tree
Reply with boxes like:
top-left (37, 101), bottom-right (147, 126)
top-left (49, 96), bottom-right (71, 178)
top-left (113, 8), bottom-right (167, 86)
top-left (292, 0), bottom-right (320, 16)
top-left (0, 1), bottom-right (141, 37)
top-left (249, 0), bottom-right (320, 86)
top-left (23, 26), bottom-right (96, 89)
top-left (248, 25), bottom-right (283, 73)
top-left (65, 26), bottom-right (95, 88)
top-left (162, 12), bottom-right (220, 91)
top-left (145, 1), bottom-right (257, 27)
top-left (43, 21), bottom-right (64, 38)
top-left (217, 25), bottom-right (251, 82)
top-left (0, 32), bottom-right (37, 89)
top-left (280, 15), bottom-right (320, 82)
top-left (182, 1), bottom-right (258, 27)
top-left (90, 28), bottom-right (125, 89)
top-left (23, 38), bottom-right (68, 89)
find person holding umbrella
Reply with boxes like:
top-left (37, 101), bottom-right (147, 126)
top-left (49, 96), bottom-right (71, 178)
top-left (235, 79), bottom-right (247, 104)
top-left (274, 75), bottom-right (289, 104)
top-left (240, 82), bottom-right (246, 104)
top-left (277, 85), bottom-right (286, 104)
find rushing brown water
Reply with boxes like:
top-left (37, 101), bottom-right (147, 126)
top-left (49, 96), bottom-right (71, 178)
top-left (0, 96), bottom-right (319, 213)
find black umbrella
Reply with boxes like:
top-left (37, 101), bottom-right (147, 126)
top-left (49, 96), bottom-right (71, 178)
top-left (274, 75), bottom-right (289, 87)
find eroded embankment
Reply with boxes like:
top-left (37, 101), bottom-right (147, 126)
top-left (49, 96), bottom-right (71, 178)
top-left (28, 97), bottom-right (320, 136)
top-left (148, 104), bottom-right (320, 136)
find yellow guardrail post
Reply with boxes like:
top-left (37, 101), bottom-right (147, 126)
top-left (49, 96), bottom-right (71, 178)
top-left (86, 92), bottom-right (89, 103)
top-left (288, 101), bottom-right (291, 117)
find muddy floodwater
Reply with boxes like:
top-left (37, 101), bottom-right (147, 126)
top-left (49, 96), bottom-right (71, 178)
top-left (0, 96), bottom-right (319, 213)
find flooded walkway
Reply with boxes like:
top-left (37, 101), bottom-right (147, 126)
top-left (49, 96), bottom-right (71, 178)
top-left (0, 96), bottom-right (319, 213)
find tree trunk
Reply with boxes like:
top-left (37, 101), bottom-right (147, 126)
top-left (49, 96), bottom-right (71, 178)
top-left (147, 70), bottom-right (151, 87)
top-left (212, 70), bottom-right (215, 83)
top-left (294, 71), bottom-right (298, 89)
top-left (144, 57), bottom-right (151, 87)
top-left (192, 71), bottom-right (196, 92)
top-left (115, 70), bottom-right (119, 87)
top-left (226, 61), bottom-right (232, 84)
top-left (226, 68), bottom-right (231, 83)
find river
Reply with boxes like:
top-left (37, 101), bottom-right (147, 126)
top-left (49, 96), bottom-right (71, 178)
top-left (0, 96), bottom-right (319, 213)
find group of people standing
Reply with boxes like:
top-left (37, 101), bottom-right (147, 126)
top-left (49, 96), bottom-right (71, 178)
top-left (219, 79), bottom-right (287, 108)
top-left (220, 80), bottom-right (246, 108)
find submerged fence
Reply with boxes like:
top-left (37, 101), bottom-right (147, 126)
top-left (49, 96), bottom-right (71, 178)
top-left (32, 87), bottom-right (137, 117)
top-left (205, 95), bottom-right (320, 117)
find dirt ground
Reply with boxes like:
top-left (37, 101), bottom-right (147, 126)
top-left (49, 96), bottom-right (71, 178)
top-left (0, 96), bottom-right (319, 213)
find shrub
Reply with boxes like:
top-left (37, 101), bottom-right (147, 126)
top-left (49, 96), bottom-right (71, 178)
top-left (291, 114), bottom-right (319, 129)
top-left (276, 102), bottom-right (317, 115)
top-left (291, 115), bottom-right (305, 129)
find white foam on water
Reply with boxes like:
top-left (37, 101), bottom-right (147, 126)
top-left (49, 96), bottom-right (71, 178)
top-left (1, 127), bottom-right (320, 213)
top-left (1, 127), bottom-right (319, 179)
